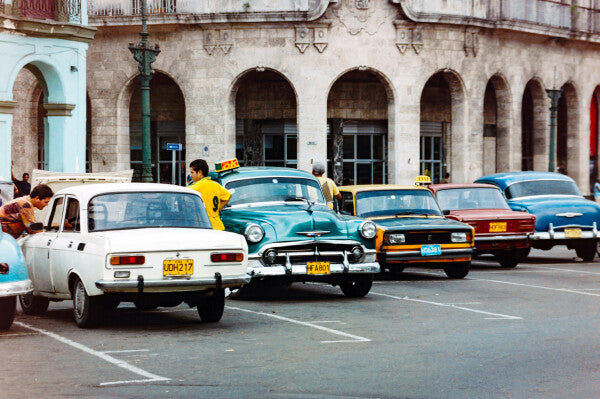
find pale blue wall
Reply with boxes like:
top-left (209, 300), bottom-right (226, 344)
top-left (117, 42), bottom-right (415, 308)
top-left (0, 22), bottom-right (89, 180)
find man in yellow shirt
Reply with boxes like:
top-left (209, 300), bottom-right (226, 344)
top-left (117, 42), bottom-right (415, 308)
top-left (312, 162), bottom-right (342, 209)
top-left (188, 159), bottom-right (231, 230)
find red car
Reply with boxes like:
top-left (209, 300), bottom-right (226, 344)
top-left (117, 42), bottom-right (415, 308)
top-left (429, 183), bottom-right (536, 268)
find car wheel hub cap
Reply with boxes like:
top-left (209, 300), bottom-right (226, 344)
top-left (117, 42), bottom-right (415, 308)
top-left (75, 283), bottom-right (85, 318)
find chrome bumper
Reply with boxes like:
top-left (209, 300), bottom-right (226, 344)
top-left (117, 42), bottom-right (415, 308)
top-left (475, 234), bottom-right (530, 242)
top-left (530, 222), bottom-right (600, 240)
top-left (0, 279), bottom-right (33, 298)
top-left (96, 273), bottom-right (251, 293)
top-left (382, 248), bottom-right (473, 262)
top-left (247, 262), bottom-right (380, 278)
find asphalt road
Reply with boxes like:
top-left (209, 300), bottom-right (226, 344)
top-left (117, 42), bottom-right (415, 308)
top-left (2, 246), bottom-right (600, 399)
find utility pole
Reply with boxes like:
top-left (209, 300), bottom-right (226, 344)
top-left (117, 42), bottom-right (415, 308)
top-left (128, 0), bottom-right (160, 182)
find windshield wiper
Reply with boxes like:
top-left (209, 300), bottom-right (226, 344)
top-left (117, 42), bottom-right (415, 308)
top-left (395, 211), bottom-right (430, 217)
top-left (284, 197), bottom-right (308, 202)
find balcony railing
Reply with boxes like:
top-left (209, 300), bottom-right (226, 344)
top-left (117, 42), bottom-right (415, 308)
top-left (1, 0), bottom-right (81, 23)
top-left (88, 0), bottom-right (309, 16)
top-left (400, 0), bottom-right (600, 35)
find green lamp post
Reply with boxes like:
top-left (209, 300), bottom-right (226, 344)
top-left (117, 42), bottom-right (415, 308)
top-left (546, 89), bottom-right (562, 173)
top-left (129, 0), bottom-right (160, 182)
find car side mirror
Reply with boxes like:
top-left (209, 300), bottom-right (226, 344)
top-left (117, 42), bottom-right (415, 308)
top-left (442, 210), bottom-right (450, 216)
top-left (30, 222), bottom-right (43, 231)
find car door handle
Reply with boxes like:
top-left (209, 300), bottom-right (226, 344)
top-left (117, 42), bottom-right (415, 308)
top-left (46, 240), bottom-right (52, 246)
top-left (68, 241), bottom-right (74, 249)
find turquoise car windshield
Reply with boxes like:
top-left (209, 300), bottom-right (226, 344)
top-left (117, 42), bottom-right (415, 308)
top-left (356, 190), bottom-right (443, 218)
top-left (436, 188), bottom-right (510, 210)
top-left (225, 177), bottom-right (325, 206)
top-left (505, 180), bottom-right (581, 199)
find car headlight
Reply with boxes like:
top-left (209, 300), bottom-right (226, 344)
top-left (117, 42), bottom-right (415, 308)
top-left (384, 233), bottom-right (405, 245)
top-left (359, 221), bottom-right (377, 239)
top-left (245, 224), bottom-right (265, 243)
top-left (451, 232), bottom-right (467, 243)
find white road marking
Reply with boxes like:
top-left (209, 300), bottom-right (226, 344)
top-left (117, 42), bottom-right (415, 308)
top-left (102, 349), bottom-right (150, 354)
top-left (468, 277), bottom-right (600, 297)
top-left (226, 306), bottom-right (370, 343)
top-left (14, 321), bottom-right (170, 386)
top-left (370, 292), bottom-right (522, 320)
top-left (527, 265), bottom-right (600, 275)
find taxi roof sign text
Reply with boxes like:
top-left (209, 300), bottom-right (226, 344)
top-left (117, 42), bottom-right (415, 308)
top-left (414, 175), bottom-right (432, 186)
top-left (215, 158), bottom-right (240, 173)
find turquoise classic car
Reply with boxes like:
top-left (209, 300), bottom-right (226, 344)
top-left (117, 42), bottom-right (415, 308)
top-left (212, 166), bottom-right (380, 297)
top-left (0, 231), bottom-right (33, 330)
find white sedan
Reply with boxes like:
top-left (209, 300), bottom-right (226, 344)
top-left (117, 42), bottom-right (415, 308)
top-left (18, 183), bottom-right (250, 328)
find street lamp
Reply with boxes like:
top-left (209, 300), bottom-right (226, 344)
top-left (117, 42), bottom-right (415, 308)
top-left (546, 88), bottom-right (562, 173)
top-left (129, 0), bottom-right (160, 182)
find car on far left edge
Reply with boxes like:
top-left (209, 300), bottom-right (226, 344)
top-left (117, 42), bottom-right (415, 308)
top-left (18, 183), bottom-right (250, 328)
top-left (0, 231), bottom-right (33, 330)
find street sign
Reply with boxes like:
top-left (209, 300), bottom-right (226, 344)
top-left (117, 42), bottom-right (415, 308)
top-left (167, 143), bottom-right (182, 151)
top-left (166, 143), bottom-right (182, 184)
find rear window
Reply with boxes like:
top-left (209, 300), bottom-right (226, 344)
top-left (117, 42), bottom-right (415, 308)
top-left (88, 192), bottom-right (211, 231)
top-left (505, 180), bottom-right (581, 199)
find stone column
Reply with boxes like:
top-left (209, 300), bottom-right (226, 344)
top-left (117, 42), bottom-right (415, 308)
top-left (467, 80), bottom-right (485, 181)
top-left (0, 101), bottom-right (16, 181)
top-left (43, 103), bottom-right (80, 172)
top-left (296, 89), bottom-right (327, 174)
top-left (389, 86), bottom-right (419, 185)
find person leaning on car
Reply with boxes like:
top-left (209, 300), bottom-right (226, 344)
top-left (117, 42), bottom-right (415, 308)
top-left (0, 184), bottom-right (53, 239)
top-left (188, 159), bottom-right (231, 230)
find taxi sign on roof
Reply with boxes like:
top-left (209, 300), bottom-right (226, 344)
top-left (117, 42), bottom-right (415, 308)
top-left (215, 158), bottom-right (240, 173)
top-left (414, 175), bottom-right (432, 186)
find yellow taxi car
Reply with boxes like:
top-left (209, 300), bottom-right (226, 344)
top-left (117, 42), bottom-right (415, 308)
top-left (338, 183), bottom-right (475, 279)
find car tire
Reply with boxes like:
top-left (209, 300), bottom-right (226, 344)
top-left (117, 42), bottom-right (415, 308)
top-left (575, 244), bottom-right (596, 262)
top-left (72, 278), bottom-right (101, 329)
top-left (444, 261), bottom-right (470, 279)
top-left (340, 275), bottom-right (373, 298)
top-left (19, 293), bottom-right (50, 315)
top-left (494, 251), bottom-right (519, 268)
top-left (0, 296), bottom-right (16, 330)
top-left (519, 247), bottom-right (531, 261)
top-left (197, 288), bottom-right (225, 322)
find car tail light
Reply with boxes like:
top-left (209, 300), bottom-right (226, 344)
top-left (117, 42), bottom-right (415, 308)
top-left (0, 263), bottom-right (8, 274)
top-left (110, 256), bottom-right (145, 265)
top-left (518, 220), bottom-right (535, 232)
top-left (211, 253), bottom-right (244, 262)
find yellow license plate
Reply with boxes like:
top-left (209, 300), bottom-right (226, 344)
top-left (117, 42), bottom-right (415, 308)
top-left (163, 259), bottom-right (193, 276)
top-left (564, 228), bottom-right (582, 238)
top-left (307, 262), bottom-right (330, 275)
top-left (489, 222), bottom-right (507, 233)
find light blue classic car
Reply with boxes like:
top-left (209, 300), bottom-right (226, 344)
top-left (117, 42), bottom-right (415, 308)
top-left (475, 172), bottom-right (600, 261)
top-left (213, 166), bottom-right (380, 297)
top-left (0, 231), bottom-right (33, 330)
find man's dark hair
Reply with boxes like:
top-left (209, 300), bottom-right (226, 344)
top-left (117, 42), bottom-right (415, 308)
top-left (30, 184), bottom-right (53, 199)
top-left (190, 159), bottom-right (209, 177)
top-left (22, 173), bottom-right (29, 178)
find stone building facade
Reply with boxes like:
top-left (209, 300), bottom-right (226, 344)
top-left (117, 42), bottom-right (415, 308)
top-left (83, 1), bottom-right (600, 192)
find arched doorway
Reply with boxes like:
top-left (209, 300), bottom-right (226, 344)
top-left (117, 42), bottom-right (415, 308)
top-left (129, 72), bottom-right (186, 184)
top-left (556, 82), bottom-right (578, 176)
top-left (234, 70), bottom-right (297, 168)
top-left (521, 79), bottom-right (547, 171)
top-left (11, 67), bottom-right (47, 176)
top-left (482, 74), bottom-right (511, 174)
top-left (327, 69), bottom-right (390, 185)
top-left (590, 87), bottom-right (600, 191)
top-left (419, 70), bottom-right (467, 183)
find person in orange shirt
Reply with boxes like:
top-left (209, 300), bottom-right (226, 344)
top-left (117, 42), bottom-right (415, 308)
top-left (0, 184), bottom-right (53, 238)
top-left (188, 159), bottom-right (231, 230)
